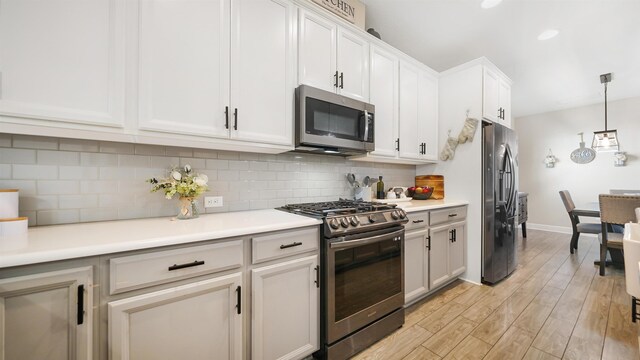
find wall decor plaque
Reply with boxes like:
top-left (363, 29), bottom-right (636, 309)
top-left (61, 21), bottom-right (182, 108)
top-left (570, 132), bottom-right (596, 164)
top-left (311, 0), bottom-right (365, 29)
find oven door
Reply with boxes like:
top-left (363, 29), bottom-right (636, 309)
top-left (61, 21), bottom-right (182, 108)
top-left (296, 85), bottom-right (374, 153)
top-left (326, 227), bottom-right (404, 344)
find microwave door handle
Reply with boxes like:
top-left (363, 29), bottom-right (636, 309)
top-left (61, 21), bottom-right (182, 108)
top-left (362, 110), bottom-right (370, 141)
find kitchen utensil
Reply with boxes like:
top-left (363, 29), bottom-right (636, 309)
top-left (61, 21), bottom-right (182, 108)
top-left (346, 173), bottom-right (356, 187)
top-left (363, 176), bottom-right (370, 187)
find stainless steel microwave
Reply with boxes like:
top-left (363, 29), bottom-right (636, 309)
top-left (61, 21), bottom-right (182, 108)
top-left (295, 85), bottom-right (374, 155)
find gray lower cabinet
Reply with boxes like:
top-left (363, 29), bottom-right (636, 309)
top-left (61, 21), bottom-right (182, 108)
top-left (0, 266), bottom-right (94, 360)
top-left (404, 206), bottom-right (467, 306)
top-left (108, 272), bottom-right (243, 359)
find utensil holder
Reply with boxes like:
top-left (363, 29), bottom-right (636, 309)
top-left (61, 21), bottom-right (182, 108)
top-left (0, 189), bottom-right (19, 218)
top-left (354, 187), bottom-right (372, 201)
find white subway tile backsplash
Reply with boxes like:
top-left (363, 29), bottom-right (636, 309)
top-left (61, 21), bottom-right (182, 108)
top-left (59, 138), bottom-right (99, 152)
top-left (37, 150), bottom-right (80, 165)
top-left (13, 165), bottom-right (58, 179)
top-left (2, 134), bottom-right (415, 226)
top-left (0, 148), bottom-right (37, 164)
top-left (81, 153), bottom-right (118, 166)
top-left (100, 141), bottom-right (134, 154)
top-left (37, 180), bottom-right (80, 195)
top-left (38, 209), bottom-right (80, 225)
top-left (0, 164), bottom-right (10, 179)
top-left (13, 135), bottom-right (58, 150)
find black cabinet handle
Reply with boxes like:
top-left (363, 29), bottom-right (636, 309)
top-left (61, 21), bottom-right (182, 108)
top-left (339, 72), bottom-right (344, 89)
top-left (233, 108), bottom-right (238, 130)
top-left (225, 106), bottom-right (229, 129)
top-left (236, 286), bottom-right (241, 315)
top-left (412, 219), bottom-right (424, 224)
top-left (280, 241), bottom-right (302, 249)
top-left (427, 236), bottom-right (431, 250)
top-left (334, 71), bottom-right (339, 87)
top-left (168, 260), bottom-right (205, 271)
top-left (314, 265), bottom-right (320, 288)
top-left (448, 214), bottom-right (458, 218)
top-left (395, 138), bottom-right (400, 151)
top-left (77, 284), bottom-right (85, 325)
top-left (449, 230), bottom-right (454, 242)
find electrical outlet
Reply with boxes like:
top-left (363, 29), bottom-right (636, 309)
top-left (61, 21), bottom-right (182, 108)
top-left (204, 196), bottom-right (223, 208)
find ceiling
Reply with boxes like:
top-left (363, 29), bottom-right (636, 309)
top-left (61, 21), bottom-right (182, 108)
top-left (363, 0), bottom-right (640, 118)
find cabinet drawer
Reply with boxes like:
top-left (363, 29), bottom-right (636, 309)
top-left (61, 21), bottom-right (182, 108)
top-left (109, 240), bottom-right (243, 295)
top-left (252, 227), bottom-right (319, 265)
top-left (430, 206), bottom-right (467, 226)
top-left (405, 211), bottom-right (429, 231)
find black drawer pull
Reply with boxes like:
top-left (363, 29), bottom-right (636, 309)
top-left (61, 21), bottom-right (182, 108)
top-left (314, 265), bottom-right (320, 288)
top-left (280, 242), bottom-right (303, 249)
top-left (236, 286), bottom-right (242, 315)
top-left (412, 220), bottom-right (425, 224)
top-left (77, 284), bottom-right (85, 325)
top-left (168, 260), bottom-right (205, 271)
top-left (448, 214), bottom-right (458, 217)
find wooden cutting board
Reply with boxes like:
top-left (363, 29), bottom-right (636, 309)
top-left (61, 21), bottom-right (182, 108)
top-left (415, 175), bottom-right (444, 200)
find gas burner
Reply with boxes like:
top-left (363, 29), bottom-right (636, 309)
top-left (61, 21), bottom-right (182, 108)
top-left (279, 200), bottom-right (397, 217)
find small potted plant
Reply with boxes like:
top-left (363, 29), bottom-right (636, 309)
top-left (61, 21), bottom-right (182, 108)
top-left (147, 164), bottom-right (209, 219)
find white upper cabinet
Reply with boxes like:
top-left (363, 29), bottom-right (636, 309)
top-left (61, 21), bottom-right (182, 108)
top-left (298, 9), bottom-right (369, 101)
top-left (137, 0), bottom-right (230, 138)
top-left (498, 78), bottom-right (512, 127)
top-left (298, 10), bottom-right (337, 93)
top-left (482, 67), bottom-right (500, 122)
top-left (138, 0), bottom-right (295, 146)
top-left (336, 28), bottom-right (369, 101)
top-left (230, 0), bottom-right (296, 145)
top-left (399, 59), bottom-right (439, 161)
top-left (369, 45), bottom-right (399, 158)
top-left (0, 0), bottom-right (125, 127)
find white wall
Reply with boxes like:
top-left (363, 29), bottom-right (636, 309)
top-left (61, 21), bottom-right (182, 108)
top-left (514, 96), bottom-right (640, 231)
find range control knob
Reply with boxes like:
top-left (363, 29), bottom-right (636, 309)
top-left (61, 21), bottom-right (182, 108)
top-left (399, 211), bottom-right (406, 219)
top-left (340, 217), bottom-right (350, 228)
top-left (329, 218), bottom-right (340, 229)
top-left (350, 216), bottom-right (360, 226)
top-left (390, 211), bottom-right (399, 220)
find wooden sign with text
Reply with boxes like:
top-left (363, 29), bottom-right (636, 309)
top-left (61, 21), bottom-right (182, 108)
top-left (311, 0), bottom-right (365, 29)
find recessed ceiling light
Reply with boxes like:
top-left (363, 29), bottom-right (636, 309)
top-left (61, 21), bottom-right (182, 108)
top-left (537, 29), bottom-right (559, 41)
top-left (480, 0), bottom-right (503, 9)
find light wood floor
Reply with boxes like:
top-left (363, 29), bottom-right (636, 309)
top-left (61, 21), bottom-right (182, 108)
top-left (352, 230), bottom-right (640, 360)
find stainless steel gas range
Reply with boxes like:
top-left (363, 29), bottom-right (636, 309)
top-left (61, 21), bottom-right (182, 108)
top-left (279, 200), bottom-right (408, 360)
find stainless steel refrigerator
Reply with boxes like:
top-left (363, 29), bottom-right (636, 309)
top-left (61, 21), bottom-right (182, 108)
top-left (482, 121), bottom-right (518, 284)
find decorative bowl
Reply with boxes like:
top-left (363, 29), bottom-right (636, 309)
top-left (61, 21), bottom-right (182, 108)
top-left (412, 187), bottom-right (434, 200)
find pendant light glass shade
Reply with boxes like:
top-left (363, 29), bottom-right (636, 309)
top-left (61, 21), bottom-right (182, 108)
top-left (592, 73), bottom-right (619, 152)
top-left (592, 129), bottom-right (619, 152)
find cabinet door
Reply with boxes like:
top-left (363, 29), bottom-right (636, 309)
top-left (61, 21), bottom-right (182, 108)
top-left (252, 255), bottom-right (319, 360)
top-left (429, 224), bottom-right (450, 289)
top-left (449, 222), bottom-right (466, 277)
top-left (418, 70), bottom-right (439, 160)
top-left (109, 272), bottom-right (243, 360)
top-left (398, 61), bottom-right (422, 160)
top-left (230, 0), bottom-right (295, 146)
top-left (336, 28), bottom-right (369, 102)
top-left (498, 78), bottom-right (511, 127)
top-left (482, 67), bottom-right (500, 122)
top-left (0, 267), bottom-right (93, 360)
top-left (0, 0), bottom-right (125, 127)
top-left (137, 0), bottom-right (230, 138)
top-left (298, 10), bottom-right (337, 93)
top-left (369, 45), bottom-right (398, 157)
top-left (404, 228), bottom-right (429, 304)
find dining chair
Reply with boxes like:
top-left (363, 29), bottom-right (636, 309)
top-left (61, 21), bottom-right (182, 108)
top-left (598, 194), bottom-right (640, 276)
top-left (559, 190), bottom-right (602, 254)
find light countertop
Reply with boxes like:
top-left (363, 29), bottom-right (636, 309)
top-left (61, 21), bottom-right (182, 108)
top-left (390, 199), bottom-right (469, 212)
top-left (0, 209), bottom-right (322, 269)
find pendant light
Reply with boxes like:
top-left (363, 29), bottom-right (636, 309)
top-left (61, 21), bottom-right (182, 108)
top-left (592, 73), bottom-right (619, 152)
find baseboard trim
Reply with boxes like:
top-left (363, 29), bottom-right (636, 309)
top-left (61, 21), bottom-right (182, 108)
top-left (526, 223), bottom-right (598, 237)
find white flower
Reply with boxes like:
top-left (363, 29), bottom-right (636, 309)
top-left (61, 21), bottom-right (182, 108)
top-left (171, 171), bottom-right (182, 181)
top-left (184, 164), bottom-right (192, 173)
top-left (194, 175), bottom-right (208, 186)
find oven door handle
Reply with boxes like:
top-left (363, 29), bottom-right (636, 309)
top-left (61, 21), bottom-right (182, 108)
top-left (330, 229), bottom-right (404, 249)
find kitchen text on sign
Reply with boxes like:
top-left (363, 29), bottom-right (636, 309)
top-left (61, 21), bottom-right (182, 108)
top-left (312, 0), bottom-right (358, 23)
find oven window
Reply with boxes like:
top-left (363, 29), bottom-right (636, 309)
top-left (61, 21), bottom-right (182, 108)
top-left (334, 238), bottom-right (402, 322)
top-left (305, 98), bottom-right (362, 141)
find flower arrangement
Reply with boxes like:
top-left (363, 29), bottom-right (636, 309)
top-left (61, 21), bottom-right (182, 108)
top-left (147, 164), bottom-right (209, 199)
